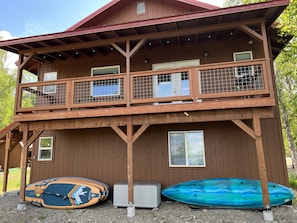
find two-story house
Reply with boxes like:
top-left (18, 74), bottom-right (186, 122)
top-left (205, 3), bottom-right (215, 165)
top-left (0, 0), bottom-right (291, 211)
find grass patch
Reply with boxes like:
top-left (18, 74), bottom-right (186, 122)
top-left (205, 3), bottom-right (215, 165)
top-left (0, 168), bottom-right (30, 194)
top-left (289, 173), bottom-right (297, 205)
top-left (289, 174), bottom-right (297, 190)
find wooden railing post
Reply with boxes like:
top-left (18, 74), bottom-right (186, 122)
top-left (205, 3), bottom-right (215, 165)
top-left (191, 67), bottom-right (200, 103)
top-left (66, 80), bottom-right (74, 111)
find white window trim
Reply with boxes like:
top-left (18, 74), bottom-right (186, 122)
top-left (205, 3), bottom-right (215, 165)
top-left (137, 2), bottom-right (146, 14)
top-left (233, 51), bottom-right (254, 78)
top-left (168, 130), bottom-right (206, 167)
top-left (43, 72), bottom-right (57, 94)
top-left (38, 137), bottom-right (53, 161)
top-left (91, 65), bottom-right (120, 97)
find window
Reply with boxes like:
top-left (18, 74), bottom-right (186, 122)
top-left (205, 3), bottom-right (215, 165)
top-left (43, 72), bottom-right (57, 94)
top-left (38, 137), bottom-right (53, 161)
top-left (91, 65), bottom-right (120, 97)
top-left (137, 2), bottom-right (145, 14)
top-left (233, 51), bottom-right (253, 78)
top-left (168, 131), bottom-right (205, 167)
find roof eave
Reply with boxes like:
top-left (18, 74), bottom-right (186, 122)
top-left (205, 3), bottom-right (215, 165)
top-left (0, 0), bottom-right (290, 54)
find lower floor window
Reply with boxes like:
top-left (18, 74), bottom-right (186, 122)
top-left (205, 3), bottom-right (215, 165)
top-left (168, 131), bottom-right (205, 167)
top-left (38, 137), bottom-right (53, 161)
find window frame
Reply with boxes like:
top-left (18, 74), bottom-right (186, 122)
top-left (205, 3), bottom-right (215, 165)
top-left (168, 130), bottom-right (206, 167)
top-left (38, 136), bottom-right (54, 161)
top-left (137, 2), bottom-right (146, 14)
top-left (91, 65), bottom-right (120, 97)
top-left (43, 72), bottom-right (57, 94)
top-left (233, 51), bottom-right (254, 78)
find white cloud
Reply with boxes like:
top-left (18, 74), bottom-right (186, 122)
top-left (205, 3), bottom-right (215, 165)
top-left (0, 30), bottom-right (18, 70)
top-left (0, 30), bottom-right (14, 40)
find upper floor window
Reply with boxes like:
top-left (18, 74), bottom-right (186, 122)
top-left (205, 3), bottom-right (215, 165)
top-left (38, 137), bottom-right (53, 161)
top-left (137, 2), bottom-right (146, 14)
top-left (233, 51), bottom-right (253, 78)
top-left (43, 72), bottom-right (57, 94)
top-left (91, 65), bottom-right (120, 97)
top-left (168, 131), bottom-right (206, 167)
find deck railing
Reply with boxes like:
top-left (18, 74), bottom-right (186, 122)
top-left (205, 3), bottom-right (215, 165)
top-left (17, 59), bottom-right (270, 113)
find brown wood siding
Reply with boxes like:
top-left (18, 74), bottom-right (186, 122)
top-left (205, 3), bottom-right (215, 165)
top-left (30, 128), bottom-right (127, 185)
top-left (39, 37), bottom-right (264, 80)
top-left (0, 144), bottom-right (22, 169)
top-left (30, 118), bottom-right (288, 188)
top-left (82, 0), bottom-right (207, 29)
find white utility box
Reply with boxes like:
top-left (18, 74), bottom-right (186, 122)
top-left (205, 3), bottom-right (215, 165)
top-left (113, 182), bottom-right (161, 208)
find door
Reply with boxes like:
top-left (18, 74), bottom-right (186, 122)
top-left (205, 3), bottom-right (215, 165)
top-left (152, 59), bottom-right (199, 98)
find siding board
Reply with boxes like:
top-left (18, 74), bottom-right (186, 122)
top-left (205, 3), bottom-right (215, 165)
top-left (38, 38), bottom-right (264, 81)
top-left (30, 119), bottom-right (289, 188)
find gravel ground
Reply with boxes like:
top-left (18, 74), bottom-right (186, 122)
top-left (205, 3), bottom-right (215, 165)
top-left (1, 193), bottom-right (297, 223)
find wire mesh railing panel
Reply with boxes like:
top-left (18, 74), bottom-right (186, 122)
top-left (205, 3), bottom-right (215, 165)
top-left (73, 78), bottom-right (125, 104)
top-left (199, 64), bottom-right (264, 94)
top-left (21, 83), bottom-right (66, 109)
top-left (133, 75), bottom-right (154, 99)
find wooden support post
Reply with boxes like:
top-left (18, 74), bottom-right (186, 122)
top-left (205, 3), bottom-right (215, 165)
top-left (111, 39), bottom-right (146, 108)
top-left (15, 54), bottom-right (23, 115)
top-left (253, 110), bottom-right (270, 208)
top-left (19, 123), bottom-right (29, 202)
top-left (2, 131), bottom-right (12, 192)
top-left (232, 114), bottom-right (270, 209)
top-left (111, 120), bottom-right (150, 217)
top-left (127, 117), bottom-right (134, 205)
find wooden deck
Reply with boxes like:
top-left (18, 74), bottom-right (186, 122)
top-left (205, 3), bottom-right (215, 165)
top-left (15, 59), bottom-right (274, 122)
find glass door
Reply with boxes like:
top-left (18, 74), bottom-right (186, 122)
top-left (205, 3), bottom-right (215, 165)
top-left (152, 59), bottom-right (199, 98)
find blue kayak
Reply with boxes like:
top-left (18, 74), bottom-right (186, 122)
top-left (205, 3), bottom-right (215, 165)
top-left (162, 178), bottom-right (294, 209)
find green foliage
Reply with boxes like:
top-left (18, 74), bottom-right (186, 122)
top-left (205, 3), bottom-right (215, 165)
top-left (0, 33), bottom-right (37, 129)
top-left (0, 49), bottom-right (16, 129)
top-left (275, 0), bottom-right (297, 162)
top-left (278, 0), bottom-right (297, 36)
top-left (289, 174), bottom-right (297, 190)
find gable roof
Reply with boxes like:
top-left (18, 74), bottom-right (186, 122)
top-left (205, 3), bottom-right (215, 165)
top-left (67, 0), bottom-right (220, 31)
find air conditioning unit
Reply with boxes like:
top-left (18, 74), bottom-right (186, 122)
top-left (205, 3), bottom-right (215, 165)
top-left (113, 182), bottom-right (161, 208)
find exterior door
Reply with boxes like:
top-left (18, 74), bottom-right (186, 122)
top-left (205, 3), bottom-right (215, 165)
top-left (152, 59), bottom-right (199, 98)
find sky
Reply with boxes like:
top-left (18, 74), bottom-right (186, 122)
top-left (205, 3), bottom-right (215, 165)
top-left (0, 0), bottom-right (224, 69)
top-left (0, 0), bottom-right (224, 39)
